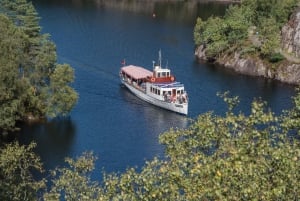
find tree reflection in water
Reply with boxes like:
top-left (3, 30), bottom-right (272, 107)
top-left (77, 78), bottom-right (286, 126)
top-left (18, 117), bottom-right (76, 170)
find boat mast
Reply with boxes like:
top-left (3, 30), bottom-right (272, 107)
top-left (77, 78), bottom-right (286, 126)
top-left (158, 50), bottom-right (162, 68)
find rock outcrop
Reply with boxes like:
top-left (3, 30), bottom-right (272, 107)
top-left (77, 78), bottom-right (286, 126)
top-left (281, 8), bottom-right (300, 58)
top-left (195, 8), bottom-right (300, 85)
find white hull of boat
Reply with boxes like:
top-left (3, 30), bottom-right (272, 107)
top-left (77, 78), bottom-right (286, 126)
top-left (121, 79), bottom-right (188, 115)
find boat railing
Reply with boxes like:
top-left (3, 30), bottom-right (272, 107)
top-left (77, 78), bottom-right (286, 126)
top-left (155, 82), bottom-right (183, 88)
top-left (132, 81), bottom-right (146, 92)
top-left (163, 93), bottom-right (188, 104)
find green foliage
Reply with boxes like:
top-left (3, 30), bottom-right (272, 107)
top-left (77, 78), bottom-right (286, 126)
top-left (44, 152), bottom-right (100, 201)
top-left (44, 92), bottom-right (300, 200)
top-left (47, 64), bottom-right (78, 117)
top-left (258, 17), bottom-right (281, 58)
top-left (0, 0), bottom-right (78, 132)
top-left (194, 0), bottom-right (299, 61)
top-left (269, 52), bottom-right (285, 63)
top-left (281, 88), bottom-right (300, 136)
top-left (158, 92), bottom-right (300, 200)
top-left (193, 17), bottom-right (204, 46)
top-left (1, 1), bottom-right (299, 199)
top-left (194, 16), bottom-right (231, 58)
top-left (224, 4), bottom-right (253, 44)
top-left (242, 0), bottom-right (299, 27)
top-left (0, 142), bottom-right (45, 201)
top-left (0, 0), bottom-right (40, 36)
top-left (194, 4), bottom-right (252, 58)
top-left (240, 46), bottom-right (257, 56)
top-left (0, 14), bottom-right (25, 131)
top-left (1, 91), bottom-right (300, 200)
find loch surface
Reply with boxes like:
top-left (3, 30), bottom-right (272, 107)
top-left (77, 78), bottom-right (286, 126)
top-left (19, 0), bottom-right (295, 179)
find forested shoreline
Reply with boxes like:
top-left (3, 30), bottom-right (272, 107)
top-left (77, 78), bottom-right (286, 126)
top-left (194, 0), bottom-right (300, 84)
top-left (0, 0), bottom-right (78, 135)
top-left (0, 0), bottom-right (300, 200)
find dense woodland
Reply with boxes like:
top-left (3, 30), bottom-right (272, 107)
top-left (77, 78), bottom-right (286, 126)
top-left (194, 0), bottom-right (299, 62)
top-left (0, 0), bottom-right (300, 200)
top-left (0, 0), bottom-right (78, 134)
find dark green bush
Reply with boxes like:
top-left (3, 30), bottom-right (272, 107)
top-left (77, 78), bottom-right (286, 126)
top-left (268, 52), bottom-right (285, 63)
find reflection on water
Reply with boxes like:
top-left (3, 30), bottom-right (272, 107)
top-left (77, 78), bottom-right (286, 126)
top-left (18, 118), bottom-right (76, 169)
top-left (35, 0), bottom-right (230, 24)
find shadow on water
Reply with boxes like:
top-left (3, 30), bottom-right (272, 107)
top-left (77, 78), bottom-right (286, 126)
top-left (190, 60), bottom-right (296, 116)
top-left (17, 118), bottom-right (76, 170)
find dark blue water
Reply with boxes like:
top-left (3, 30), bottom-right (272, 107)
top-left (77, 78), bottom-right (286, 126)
top-left (19, 0), bottom-right (295, 179)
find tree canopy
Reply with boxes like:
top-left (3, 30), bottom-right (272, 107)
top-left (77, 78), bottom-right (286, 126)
top-left (0, 14), bottom-right (26, 131)
top-left (194, 0), bottom-right (299, 61)
top-left (0, 0), bottom-right (78, 133)
top-left (1, 91), bottom-right (299, 200)
top-left (0, 142), bottom-right (45, 201)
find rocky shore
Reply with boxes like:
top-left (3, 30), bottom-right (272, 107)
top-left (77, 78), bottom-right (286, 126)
top-left (195, 8), bottom-right (300, 85)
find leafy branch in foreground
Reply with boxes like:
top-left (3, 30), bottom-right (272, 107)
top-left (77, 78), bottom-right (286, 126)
top-left (44, 152), bottom-right (100, 201)
top-left (51, 91), bottom-right (299, 200)
top-left (1, 91), bottom-right (299, 200)
top-left (0, 142), bottom-right (45, 201)
top-left (158, 91), bottom-right (300, 200)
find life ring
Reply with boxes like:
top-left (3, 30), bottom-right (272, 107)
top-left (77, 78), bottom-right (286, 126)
top-left (151, 77), bottom-right (155, 82)
top-left (170, 76), bottom-right (174, 81)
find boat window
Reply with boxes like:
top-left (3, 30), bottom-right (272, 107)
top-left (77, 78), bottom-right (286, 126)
top-left (157, 73), bottom-right (161, 78)
top-left (172, 89), bottom-right (176, 95)
top-left (162, 72), bottom-right (166, 77)
top-left (167, 72), bottom-right (170, 77)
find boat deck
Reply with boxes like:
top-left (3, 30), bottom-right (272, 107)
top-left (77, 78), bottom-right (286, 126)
top-left (153, 82), bottom-right (184, 88)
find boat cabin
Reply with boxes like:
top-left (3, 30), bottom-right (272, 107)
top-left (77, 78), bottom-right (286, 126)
top-left (146, 82), bottom-right (187, 104)
top-left (148, 65), bottom-right (175, 83)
